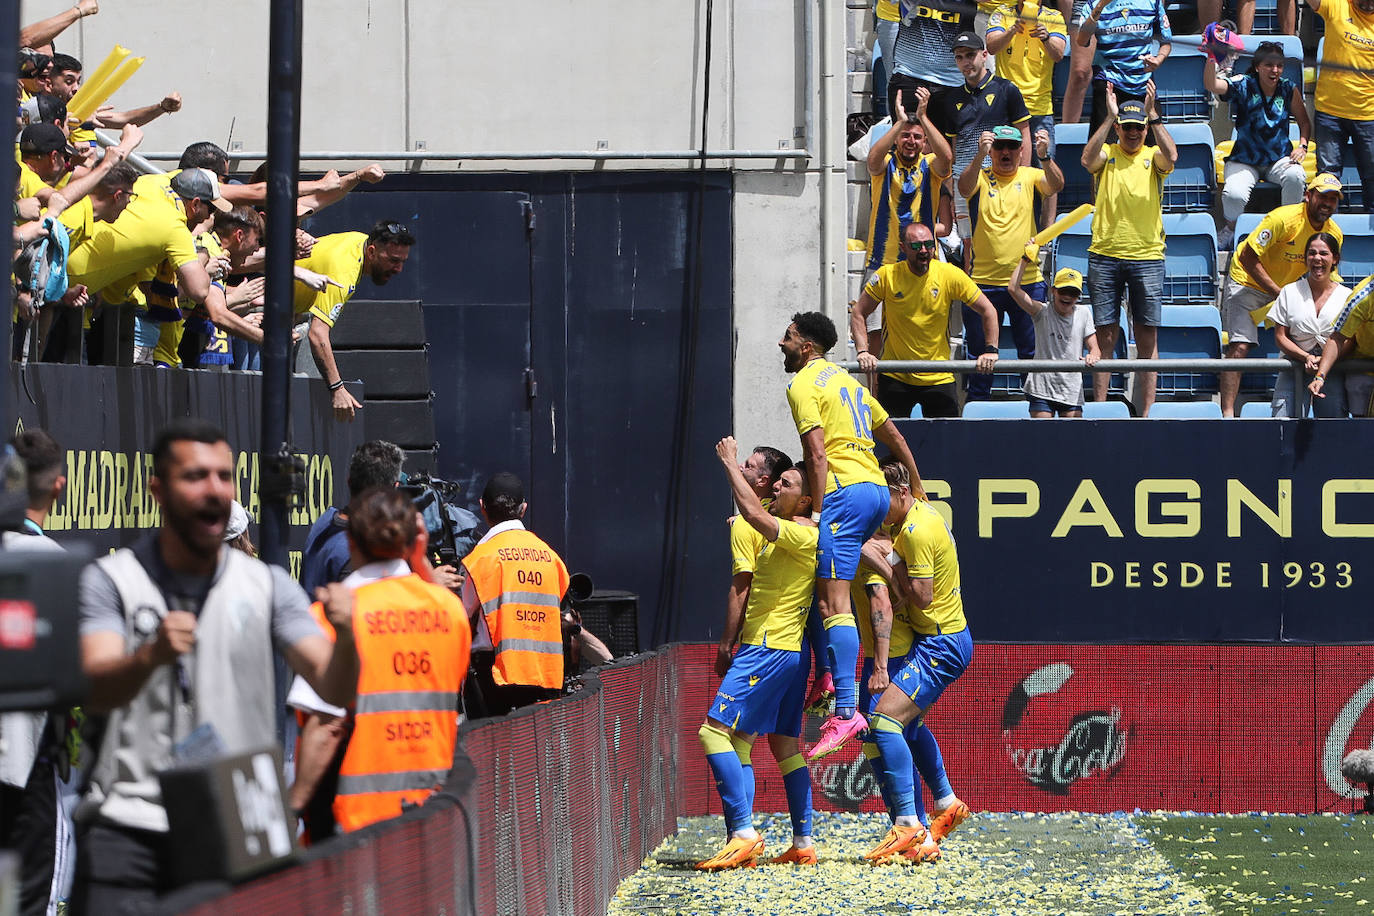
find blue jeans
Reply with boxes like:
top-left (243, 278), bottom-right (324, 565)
top-left (1087, 253), bottom-right (1164, 328)
top-left (963, 285), bottom-right (1040, 400)
top-left (1029, 113), bottom-right (1056, 158)
top-left (1315, 112), bottom-right (1374, 213)
top-left (232, 338), bottom-right (262, 371)
top-left (1272, 364), bottom-right (1348, 418)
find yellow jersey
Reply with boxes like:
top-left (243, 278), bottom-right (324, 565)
top-left (985, 4), bottom-right (1067, 116)
top-left (1315, 0), bottom-right (1374, 121)
top-left (894, 499), bottom-right (966, 636)
top-left (739, 519), bottom-right (819, 652)
top-left (1333, 274), bottom-right (1374, 359)
top-left (1088, 143), bottom-right (1172, 261)
top-left (294, 231), bottom-right (366, 326)
top-left (866, 151), bottom-right (947, 272)
top-left (730, 513), bottom-right (769, 576)
top-left (852, 571), bottom-right (917, 660)
top-left (876, 0), bottom-right (901, 20)
top-left (864, 259), bottom-right (983, 386)
top-left (67, 174), bottom-right (197, 297)
top-left (1228, 203), bottom-right (1343, 296)
top-left (56, 196), bottom-right (94, 250)
top-left (16, 161), bottom-right (48, 200)
top-left (968, 166), bottom-right (1051, 286)
top-left (786, 357), bottom-right (890, 492)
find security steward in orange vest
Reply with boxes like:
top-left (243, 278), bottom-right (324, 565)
top-left (461, 471), bottom-right (571, 718)
top-left (288, 487), bottom-right (471, 835)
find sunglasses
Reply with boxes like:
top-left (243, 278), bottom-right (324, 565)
top-left (378, 221), bottom-right (415, 242)
top-left (907, 239), bottom-right (938, 251)
top-left (992, 141), bottom-right (1021, 150)
top-left (1119, 123), bottom-right (1146, 132)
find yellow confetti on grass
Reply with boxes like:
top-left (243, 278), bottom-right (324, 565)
top-left (610, 812), bottom-right (1215, 915)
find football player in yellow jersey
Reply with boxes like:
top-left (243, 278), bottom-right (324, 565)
top-left (779, 311), bottom-right (923, 762)
top-left (294, 222), bottom-right (415, 423)
top-left (862, 461), bottom-right (973, 863)
top-left (1219, 174), bottom-right (1343, 416)
top-left (697, 438), bottom-right (819, 871)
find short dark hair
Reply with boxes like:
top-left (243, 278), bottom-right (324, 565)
top-left (213, 206), bottom-right (265, 239)
top-left (791, 460), bottom-right (809, 495)
top-left (366, 220), bottom-right (416, 248)
top-left (346, 440), bottom-right (404, 498)
top-left (791, 311), bottom-right (838, 354)
top-left (178, 141), bottom-right (229, 177)
top-left (482, 471), bottom-right (525, 524)
top-left (99, 161), bottom-right (138, 193)
top-left (752, 446), bottom-right (792, 484)
top-left (10, 429), bottom-right (62, 508)
top-left (152, 419), bottom-right (228, 478)
top-left (347, 486), bottom-right (418, 562)
top-left (29, 93), bottom-right (66, 127)
top-left (49, 53), bottom-right (81, 75)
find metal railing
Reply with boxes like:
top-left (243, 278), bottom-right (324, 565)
top-left (131, 148), bottom-right (813, 163)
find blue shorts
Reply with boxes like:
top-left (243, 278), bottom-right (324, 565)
top-left (891, 628), bottom-right (974, 711)
top-left (817, 481), bottom-right (889, 581)
top-left (858, 655), bottom-right (911, 718)
top-left (710, 642), bottom-right (809, 737)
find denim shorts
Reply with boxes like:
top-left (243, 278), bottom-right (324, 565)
top-left (1086, 253), bottom-right (1164, 327)
top-left (1028, 396), bottom-right (1080, 415)
top-left (1029, 113), bottom-right (1056, 159)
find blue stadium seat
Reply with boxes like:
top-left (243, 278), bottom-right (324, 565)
top-left (989, 311), bottom-right (1025, 396)
top-left (1083, 399), bottom-right (1132, 418)
top-left (1338, 214), bottom-right (1374, 282)
top-left (1161, 213), bottom-right (1219, 304)
top-left (1233, 212), bottom-right (1265, 250)
top-left (1339, 163), bottom-right (1367, 214)
top-left (1053, 122), bottom-right (1093, 212)
top-left (909, 402), bottom-right (924, 419)
top-left (1149, 400), bottom-right (1224, 418)
top-left (1152, 45), bottom-right (1210, 122)
top-left (1165, 124), bottom-right (1216, 213)
top-left (1156, 303), bottom-right (1223, 397)
top-left (1082, 319), bottom-right (1130, 398)
top-left (1239, 324), bottom-right (1279, 395)
top-left (1239, 400), bottom-right (1276, 417)
top-left (962, 400), bottom-right (1031, 419)
top-left (1250, 0), bottom-right (1281, 34)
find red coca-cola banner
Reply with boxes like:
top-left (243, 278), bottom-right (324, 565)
top-left (678, 643), bottom-right (1374, 815)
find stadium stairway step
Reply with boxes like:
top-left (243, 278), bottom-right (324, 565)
top-left (329, 298), bottom-right (440, 463)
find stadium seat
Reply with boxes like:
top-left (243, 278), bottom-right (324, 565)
top-left (1239, 323), bottom-right (1279, 396)
top-left (1082, 318), bottom-right (1130, 399)
top-left (1152, 45), bottom-right (1210, 122)
top-left (1239, 400), bottom-right (1276, 417)
top-left (1161, 213), bottom-right (1219, 304)
top-left (1165, 124), bottom-right (1216, 213)
top-left (962, 400), bottom-right (1031, 419)
top-left (909, 403), bottom-right (924, 419)
top-left (1148, 400), bottom-right (1224, 418)
top-left (1251, 0), bottom-right (1281, 34)
top-left (1083, 399), bottom-right (1132, 418)
top-left (1053, 122), bottom-right (1093, 211)
top-left (1156, 303), bottom-right (1223, 398)
top-left (989, 309), bottom-right (1026, 397)
top-left (1338, 214), bottom-right (1374, 282)
top-left (1233, 212), bottom-right (1265, 250)
top-left (1051, 60), bottom-right (1090, 125)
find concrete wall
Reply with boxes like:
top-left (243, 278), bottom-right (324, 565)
top-left (21, 0), bottom-right (850, 456)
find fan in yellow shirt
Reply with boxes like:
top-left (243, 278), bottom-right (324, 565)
top-left (292, 221), bottom-right (415, 422)
top-left (1312, 274), bottom-right (1374, 416)
top-left (851, 221), bottom-right (1002, 418)
top-left (1309, 0), bottom-right (1374, 124)
top-left (1082, 85), bottom-right (1178, 415)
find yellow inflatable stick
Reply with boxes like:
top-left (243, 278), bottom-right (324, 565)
top-left (66, 45), bottom-right (130, 121)
top-left (1024, 203), bottom-right (1094, 261)
top-left (69, 55), bottom-right (146, 123)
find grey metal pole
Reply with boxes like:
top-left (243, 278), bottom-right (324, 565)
top-left (1, 6), bottom-right (17, 419)
top-left (259, 0), bottom-right (303, 570)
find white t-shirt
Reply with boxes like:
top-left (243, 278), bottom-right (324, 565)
top-left (1025, 303), bottom-right (1095, 407)
top-left (1267, 278), bottom-right (1351, 355)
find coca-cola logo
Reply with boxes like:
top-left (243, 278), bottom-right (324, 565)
top-left (1002, 664), bottom-right (1130, 795)
top-left (814, 751), bottom-right (881, 811)
top-left (1323, 676), bottom-right (1374, 799)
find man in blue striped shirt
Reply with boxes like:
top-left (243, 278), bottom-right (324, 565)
top-left (1068, 0), bottom-right (1172, 136)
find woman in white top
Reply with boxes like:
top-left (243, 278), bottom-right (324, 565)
top-left (1269, 232), bottom-right (1349, 418)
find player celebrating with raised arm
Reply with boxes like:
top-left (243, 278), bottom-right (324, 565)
top-left (696, 438), bottom-right (819, 871)
top-left (862, 458), bottom-right (973, 863)
top-left (779, 312), bottom-right (922, 761)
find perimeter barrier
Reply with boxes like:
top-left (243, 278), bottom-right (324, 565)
top-left (152, 640), bottom-right (1374, 913)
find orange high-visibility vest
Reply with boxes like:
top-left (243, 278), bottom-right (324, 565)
top-left (310, 572), bottom-right (471, 833)
top-left (462, 527), bottom-right (570, 689)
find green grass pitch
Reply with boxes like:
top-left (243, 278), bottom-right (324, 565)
top-left (609, 811), bottom-right (1373, 915)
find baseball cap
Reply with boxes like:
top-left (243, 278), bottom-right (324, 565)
top-left (1117, 100), bottom-right (1148, 126)
top-left (1053, 267), bottom-right (1084, 292)
top-left (1307, 172), bottom-right (1344, 197)
top-left (170, 167), bottom-right (233, 213)
top-left (18, 123), bottom-right (77, 158)
top-left (19, 93), bottom-right (66, 129)
top-left (952, 30), bottom-right (985, 51)
top-left (991, 125), bottom-right (1022, 143)
top-left (224, 500), bottom-right (250, 541)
